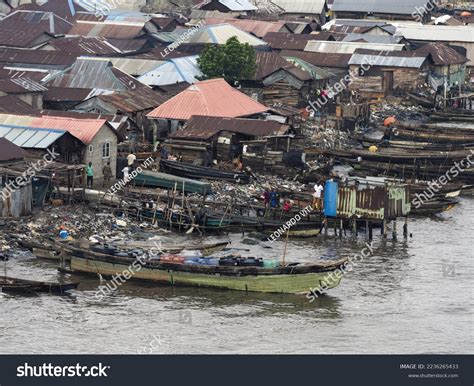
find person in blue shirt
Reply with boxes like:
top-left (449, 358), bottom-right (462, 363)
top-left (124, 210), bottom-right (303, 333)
top-left (86, 162), bottom-right (94, 189)
top-left (270, 190), bottom-right (278, 208)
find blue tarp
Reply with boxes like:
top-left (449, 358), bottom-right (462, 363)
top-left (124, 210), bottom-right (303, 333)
top-left (323, 180), bottom-right (338, 217)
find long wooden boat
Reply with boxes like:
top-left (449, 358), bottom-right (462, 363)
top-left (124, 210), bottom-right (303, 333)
top-left (112, 240), bottom-right (230, 256)
top-left (351, 161), bottom-right (474, 183)
top-left (410, 198), bottom-right (458, 215)
top-left (395, 121), bottom-right (474, 134)
top-left (133, 170), bottom-right (212, 195)
top-left (0, 276), bottom-right (79, 294)
top-left (160, 160), bottom-right (250, 184)
top-left (62, 245), bottom-right (347, 294)
top-left (324, 148), bottom-right (473, 163)
top-left (18, 238), bottom-right (230, 260)
top-left (391, 128), bottom-right (474, 144)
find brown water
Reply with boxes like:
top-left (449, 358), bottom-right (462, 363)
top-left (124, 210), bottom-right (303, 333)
top-left (0, 198), bottom-right (473, 354)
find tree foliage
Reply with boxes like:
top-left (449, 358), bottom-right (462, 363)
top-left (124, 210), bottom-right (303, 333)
top-left (197, 36), bottom-right (257, 84)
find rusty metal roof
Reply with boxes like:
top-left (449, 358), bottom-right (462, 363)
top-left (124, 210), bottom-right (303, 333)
top-left (0, 78), bottom-right (47, 93)
top-left (46, 36), bottom-right (122, 55)
top-left (105, 38), bottom-right (149, 53)
top-left (45, 57), bottom-right (146, 91)
top-left (148, 78), bottom-right (268, 120)
top-left (0, 47), bottom-right (77, 67)
top-left (16, 0), bottom-right (89, 22)
top-left (43, 87), bottom-right (93, 102)
top-left (0, 95), bottom-right (39, 115)
top-left (0, 137), bottom-right (29, 161)
top-left (415, 42), bottom-right (468, 65)
top-left (0, 10), bottom-right (73, 48)
top-left (92, 88), bottom-right (167, 112)
top-left (253, 51), bottom-right (312, 81)
top-left (264, 32), bottom-right (331, 50)
top-left (68, 21), bottom-right (146, 39)
top-left (280, 49), bottom-right (352, 68)
top-left (171, 115), bottom-right (288, 139)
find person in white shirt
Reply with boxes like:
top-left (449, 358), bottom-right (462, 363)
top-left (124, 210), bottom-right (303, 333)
top-left (312, 182), bottom-right (324, 210)
top-left (122, 166), bottom-right (130, 183)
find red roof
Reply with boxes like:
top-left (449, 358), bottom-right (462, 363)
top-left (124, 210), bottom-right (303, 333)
top-left (147, 78), bottom-right (268, 120)
top-left (29, 116), bottom-right (109, 144)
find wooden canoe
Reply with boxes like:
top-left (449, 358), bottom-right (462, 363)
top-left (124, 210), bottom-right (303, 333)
top-left (0, 276), bottom-right (79, 294)
top-left (62, 245), bottom-right (347, 294)
top-left (160, 160), bottom-right (250, 184)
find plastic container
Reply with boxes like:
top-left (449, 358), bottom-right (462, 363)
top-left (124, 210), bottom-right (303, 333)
top-left (263, 259), bottom-right (279, 268)
top-left (59, 230), bottom-right (68, 239)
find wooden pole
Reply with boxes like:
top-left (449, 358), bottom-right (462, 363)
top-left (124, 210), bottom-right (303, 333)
top-left (282, 230), bottom-right (289, 266)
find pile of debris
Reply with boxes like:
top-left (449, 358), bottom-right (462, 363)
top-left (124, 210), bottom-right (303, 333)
top-left (1, 205), bottom-right (161, 247)
top-left (370, 100), bottom-right (428, 126)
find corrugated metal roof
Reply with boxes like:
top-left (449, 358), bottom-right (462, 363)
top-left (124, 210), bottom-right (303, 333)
top-left (47, 36), bottom-right (122, 55)
top-left (106, 38), bottom-right (148, 53)
top-left (264, 32), bottom-right (332, 50)
top-left (271, 0), bottom-right (326, 14)
top-left (138, 56), bottom-right (202, 86)
top-left (171, 115), bottom-right (288, 139)
top-left (109, 58), bottom-right (165, 77)
top-left (0, 78), bottom-right (47, 93)
top-left (186, 24), bottom-right (267, 46)
top-left (68, 20), bottom-right (145, 39)
top-left (147, 78), bottom-right (268, 120)
top-left (0, 125), bottom-right (66, 149)
top-left (332, 0), bottom-right (433, 15)
top-left (280, 49), bottom-right (351, 68)
top-left (29, 116), bottom-right (108, 144)
top-left (415, 42), bottom-right (468, 65)
top-left (395, 25), bottom-right (474, 43)
top-left (92, 87), bottom-right (167, 112)
top-left (0, 10), bottom-right (74, 48)
top-left (254, 51), bottom-right (311, 81)
top-left (218, 0), bottom-right (257, 11)
top-left (343, 33), bottom-right (403, 44)
top-left (16, 0), bottom-right (89, 22)
top-left (0, 95), bottom-right (39, 115)
top-left (349, 51), bottom-right (427, 68)
top-left (0, 137), bottom-right (29, 161)
top-left (283, 56), bottom-right (335, 79)
top-left (0, 47), bottom-right (76, 67)
top-left (0, 114), bottom-right (109, 144)
top-left (305, 40), bottom-right (405, 54)
top-left (203, 18), bottom-right (286, 38)
top-left (45, 57), bottom-right (146, 91)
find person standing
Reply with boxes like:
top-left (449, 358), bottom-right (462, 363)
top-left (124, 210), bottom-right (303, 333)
top-left (270, 190), bottom-right (278, 209)
top-left (122, 165), bottom-right (130, 183)
top-left (263, 188), bottom-right (270, 208)
top-left (313, 182), bottom-right (324, 210)
top-left (127, 153), bottom-right (136, 171)
top-left (102, 161), bottom-right (112, 187)
top-left (86, 162), bottom-right (94, 189)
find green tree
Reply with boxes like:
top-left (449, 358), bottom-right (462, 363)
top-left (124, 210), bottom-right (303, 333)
top-left (197, 36), bottom-right (257, 84)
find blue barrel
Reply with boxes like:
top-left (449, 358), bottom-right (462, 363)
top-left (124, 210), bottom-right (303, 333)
top-left (323, 180), bottom-right (338, 217)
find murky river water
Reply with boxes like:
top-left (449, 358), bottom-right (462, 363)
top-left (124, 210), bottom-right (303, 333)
top-left (0, 198), bottom-right (472, 354)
